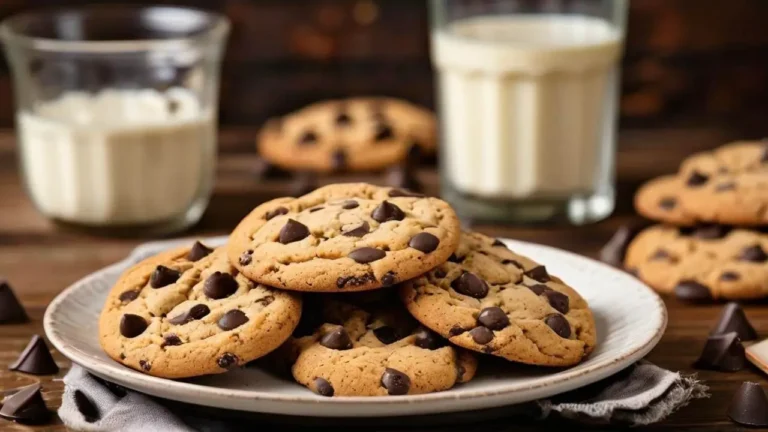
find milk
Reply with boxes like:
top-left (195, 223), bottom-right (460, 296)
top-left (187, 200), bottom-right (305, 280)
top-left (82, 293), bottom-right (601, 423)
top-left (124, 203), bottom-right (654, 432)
top-left (17, 88), bottom-right (216, 225)
top-left (432, 15), bottom-right (622, 199)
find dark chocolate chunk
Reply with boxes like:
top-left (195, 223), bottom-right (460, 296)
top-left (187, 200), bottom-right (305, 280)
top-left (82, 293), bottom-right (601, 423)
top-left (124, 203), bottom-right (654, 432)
top-left (524, 266), bottom-right (550, 282)
top-left (331, 148), bottom-right (347, 171)
top-left (218, 310), bottom-right (249, 331)
top-left (348, 247), bottom-right (386, 264)
top-left (544, 314), bottom-right (571, 338)
top-left (720, 271), bottom-right (741, 281)
top-left (168, 304), bottom-right (210, 325)
top-left (492, 239), bottom-right (507, 248)
top-left (289, 171), bottom-right (317, 197)
top-left (336, 273), bottom-right (376, 289)
top-left (139, 360), bottom-right (151, 371)
top-left (9, 335), bottom-right (59, 375)
top-left (343, 221), bottom-right (370, 237)
top-left (469, 326), bottom-right (494, 344)
top-left (450, 272), bottom-right (489, 298)
top-left (298, 130), bottom-right (318, 145)
top-left (674, 280), bottom-right (713, 303)
top-left (477, 307), bottom-right (509, 330)
top-left (448, 254), bottom-right (465, 263)
top-left (0, 281), bottom-right (29, 324)
top-left (686, 170), bottom-right (709, 187)
top-left (740, 244), bottom-right (768, 263)
top-left (187, 241), bottom-right (213, 261)
top-left (692, 224), bottom-right (730, 240)
top-left (162, 334), bottom-right (182, 347)
top-left (694, 332), bottom-right (745, 372)
top-left (279, 219), bottom-right (311, 244)
top-left (599, 224), bottom-right (646, 267)
top-left (74, 390), bottom-right (100, 423)
top-left (528, 284), bottom-right (549, 296)
top-left (373, 326), bottom-right (402, 344)
top-left (120, 314), bottom-right (148, 338)
top-left (150, 266), bottom-right (181, 288)
top-left (204, 272), bottom-right (239, 299)
top-left (265, 206), bottom-right (289, 221)
top-left (385, 164), bottom-right (421, 193)
top-left (381, 368), bottom-right (410, 395)
top-left (119, 290), bottom-right (139, 303)
top-left (374, 123), bottom-right (394, 141)
top-left (309, 206), bottom-right (324, 213)
top-left (315, 377), bottom-right (334, 397)
top-left (239, 251), bottom-right (253, 266)
top-left (388, 188), bottom-right (424, 198)
top-left (335, 111), bottom-right (351, 126)
top-left (413, 326), bottom-right (446, 350)
top-left (371, 201), bottom-right (405, 223)
top-left (433, 268), bottom-right (446, 278)
top-left (381, 271), bottom-right (397, 286)
top-left (712, 302), bottom-right (758, 341)
top-left (409, 232), bottom-right (440, 253)
top-left (544, 290), bottom-right (570, 314)
top-left (715, 182), bottom-right (737, 192)
top-left (449, 325), bottom-right (466, 336)
top-left (217, 353), bottom-right (239, 369)
top-left (320, 326), bottom-right (353, 350)
top-left (728, 382), bottom-right (768, 427)
top-left (659, 197), bottom-right (677, 210)
top-left (341, 200), bottom-right (359, 209)
top-left (502, 259), bottom-right (524, 269)
top-left (0, 384), bottom-right (51, 425)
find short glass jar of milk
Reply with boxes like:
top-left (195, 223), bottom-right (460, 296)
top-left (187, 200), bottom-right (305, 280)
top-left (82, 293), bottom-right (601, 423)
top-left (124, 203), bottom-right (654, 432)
top-left (1, 6), bottom-right (229, 235)
top-left (430, 0), bottom-right (627, 224)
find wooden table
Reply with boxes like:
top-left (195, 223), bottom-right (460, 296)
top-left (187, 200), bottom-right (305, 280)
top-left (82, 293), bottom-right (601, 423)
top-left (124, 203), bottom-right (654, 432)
top-left (1, 127), bottom-right (766, 431)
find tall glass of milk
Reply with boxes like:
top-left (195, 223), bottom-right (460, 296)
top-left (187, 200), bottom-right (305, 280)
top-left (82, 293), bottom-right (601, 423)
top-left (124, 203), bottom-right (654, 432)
top-left (430, 0), bottom-right (627, 224)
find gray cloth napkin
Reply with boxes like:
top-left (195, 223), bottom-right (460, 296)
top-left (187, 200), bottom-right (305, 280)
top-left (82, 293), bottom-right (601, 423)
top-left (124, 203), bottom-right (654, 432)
top-left (58, 362), bottom-right (708, 431)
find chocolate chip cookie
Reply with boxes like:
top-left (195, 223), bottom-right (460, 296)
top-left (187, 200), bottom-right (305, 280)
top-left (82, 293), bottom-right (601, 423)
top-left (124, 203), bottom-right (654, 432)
top-left (99, 242), bottom-right (302, 378)
top-left (624, 225), bottom-right (768, 301)
top-left (228, 183), bottom-right (461, 292)
top-left (257, 97), bottom-right (436, 173)
top-left (291, 297), bottom-right (476, 397)
top-left (400, 231), bottom-right (596, 367)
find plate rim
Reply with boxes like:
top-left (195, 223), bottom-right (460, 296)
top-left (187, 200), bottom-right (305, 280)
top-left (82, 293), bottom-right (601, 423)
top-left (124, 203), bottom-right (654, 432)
top-left (44, 236), bottom-right (668, 415)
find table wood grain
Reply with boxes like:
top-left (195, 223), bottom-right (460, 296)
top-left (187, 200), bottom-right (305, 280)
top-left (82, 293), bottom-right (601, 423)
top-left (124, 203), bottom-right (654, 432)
top-left (1, 127), bottom-right (767, 431)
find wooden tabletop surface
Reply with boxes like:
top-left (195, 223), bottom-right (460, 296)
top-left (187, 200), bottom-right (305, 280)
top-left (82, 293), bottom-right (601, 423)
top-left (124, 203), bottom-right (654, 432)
top-left (1, 127), bottom-right (767, 431)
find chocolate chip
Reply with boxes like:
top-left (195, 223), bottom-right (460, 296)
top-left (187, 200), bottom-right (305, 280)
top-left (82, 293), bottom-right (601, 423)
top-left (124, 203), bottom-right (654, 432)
top-left (388, 188), bottom-right (424, 198)
top-left (712, 302), bottom-right (758, 341)
top-left (336, 273), bottom-right (376, 289)
top-left (169, 304), bottom-right (210, 325)
top-left (309, 206), bottom-right (324, 213)
top-left (348, 247), bottom-right (386, 263)
top-left (120, 314), bottom-right (148, 338)
top-left (315, 377), bottom-right (334, 396)
top-left (9, 335), bottom-right (59, 375)
top-left (720, 271), bottom-right (741, 281)
top-left (320, 326), bottom-right (353, 350)
top-left (162, 334), bottom-right (182, 347)
top-left (409, 232), bottom-right (440, 253)
top-left (716, 182), bottom-right (737, 192)
top-left (740, 244), bottom-right (768, 263)
top-left (279, 219), bottom-right (311, 244)
top-left (451, 272), bottom-right (489, 298)
top-left (381, 271), bottom-right (397, 286)
top-left (728, 382), bottom-right (768, 427)
top-left (385, 164), bottom-right (421, 193)
top-left (187, 241), bottom-right (213, 261)
top-left (218, 310), bottom-right (249, 330)
top-left (694, 332), bottom-right (745, 372)
top-left (524, 266), bottom-right (550, 282)
top-left (448, 254), bottom-right (465, 263)
top-left (373, 326), bottom-right (403, 344)
top-left (204, 272), bottom-right (239, 299)
top-left (492, 239), bottom-right (507, 248)
top-left (343, 221), bottom-right (370, 237)
top-left (265, 206), bottom-right (289, 221)
top-left (502, 259), bottom-right (523, 269)
top-left (381, 368), bottom-right (410, 395)
top-left (74, 390), bottom-right (99, 422)
top-left (335, 111), bottom-right (351, 126)
top-left (289, 171), bottom-right (317, 197)
top-left (600, 224), bottom-right (646, 267)
top-left (413, 326), bottom-right (446, 350)
top-left (659, 197), bottom-right (677, 210)
top-left (139, 360), bottom-right (151, 371)
top-left (0, 384), bottom-right (51, 425)
top-left (150, 265), bottom-right (181, 288)
top-left (469, 326), bottom-right (494, 344)
top-left (649, 249), bottom-right (672, 261)
top-left (119, 290), bottom-right (139, 303)
top-left (298, 130), bottom-right (318, 145)
top-left (477, 307), bottom-right (509, 330)
top-left (674, 280), bottom-right (713, 303)
top-left (371, 201), bottom-right (406, 223)
top-left (545, 290), bottom-right (570, 314)
top-left (374, 123), bottom-right (394, 141)
top-left (528, 284), bottom-right (549, 296)
top-left (686, 170), bottom-right (709, 187)
top-left (217, 353), bottom-right (238, 369)
top-left (331, 148), bottom-right (346, 171)
top-left (544, 314), bottom-right (571, 338)
top-left (341, 200), bottom-right (359, 209)
top-left (433, 268), bottom-right (446, 278)
top-left (691, 224), bottom-right (730, 240)
top-left (239, 251), bottom-right (253, 266)
top-left (0, 281), bottom-right (29, 324)
top-left (449, 325), bottom-right (466, 336)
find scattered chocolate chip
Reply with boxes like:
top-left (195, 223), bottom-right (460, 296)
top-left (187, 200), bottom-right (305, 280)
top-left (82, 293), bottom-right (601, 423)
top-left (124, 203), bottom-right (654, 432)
top-left (343, 221), bottom-right (370, 237)
top-left (335, 111), bottom-right (351, 126)
top-left (381, 368), bottom-right (410, 395)
top-left (218, 310), bottom-right (249, 331)
top-left (691, 224), bottom-right (730, 240)
top-left (320, 326), bottom-right (353, 350)
top-left (150, 266), bottom-right (181, 288)
top-left (740, 244), bottom-right (768, 263)
top-left (388, 188), bottom-right (424, 198)
top-left (469, 326), bottom-right (494, 344)
top-left (265, 207), bottom-right (289, 220)
top-left (544, 314), bottom-right (571, 338)
top-left (120, 314), bottom-right (148, 338)
top-left (336, 273), bottom-right (376, 289)
top-left (448, 254), bottom-right (465, 263)
top-left (298, 130), bottom-right (318, 145)
top-left (600, 224), bottom-right (647, 267)
top-left (528, 284), bottom-right (549, 296)
top-left (139, 360), bottom-right (151, 371)
top-left (9, 335), bottom-right (59, 375)
top-left (544, 290), bottom-right (570, 314)
top-left (279, 219), bottom-right (311, 244)
top-left (477, 307), bottom-right (509, 330)
top-left (686, 170), bottom-right (709, 187)
top-left (74, 390), bottom-right (99, 423)
top-left (371, 201), bottom-right (405, 223)
top-left (0, 281), bottom-right (29, 324)
top-left (204, 272), bottom-right (239, 299)
top-left (217, 353), bottom-right (239, 369)
top-left (348, 247), bottom-right (386, 264)
top-left (409, 232), bottom-right (440, 253)
top-left (315, 377), bottom-right (334, 396)
top-left (451, 272), bottom-right (489, 298)
top-left (649, 249), bottom-right (672, 261)
top-left (309, 206), bottom-right (324, 213)
top-left (712, 302), bottom-right (758, 341)
top-left (0, 384), bottom-right (51, 425)
top-left (119, 290), bottom-right (139, 303)
top-left (433, 268), bottom-right (446, 278)
top-left (374, 123), bottom-right (394, 141)
top-left (715, 182), bottom-right (737, 192)
top-left (162, 334), bottom-right (182, 347)
top-left (720, 271), bottom-right (740, 281)
top-left (381, 271), bottom-right (397, 286)
top-left (524, 266), bottom-right (550, 283)
top-left (373, 326), bottom-right (403, 344)
top-left (413, 326), bottom-right (446, 350)
top-left (659, 197), bottom-right (677, 210)
top-left (385, 164), bottom-right (421, 193)
top-left (168, 304), bottom-right (210, 325)
top-left (694, 332), bottom-right (745, 372)
top-left (341, 200), bottom-right (359, 209)
top-left (187, 241), bottom-right (213, 261)
top-left (289, 171), bottom-right (317, 197)
top-left (239, 251), bottom-right (253, 266)
top-left (728, 382), bottom-right (768, 427)
top-left (331, 148), bottom-right (347, 171)
top-left (674, 280), bottom-right (713, 303)
top-left (449, 325), bottom-right (466, 336)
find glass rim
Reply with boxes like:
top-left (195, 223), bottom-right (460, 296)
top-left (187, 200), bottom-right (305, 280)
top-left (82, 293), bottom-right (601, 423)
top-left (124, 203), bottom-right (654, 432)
top-left (0, 5), bottom-right (230, 53)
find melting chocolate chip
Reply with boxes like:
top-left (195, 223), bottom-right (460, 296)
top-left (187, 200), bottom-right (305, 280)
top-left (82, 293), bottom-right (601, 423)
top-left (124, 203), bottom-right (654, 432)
top-left (315, 377), bottom-right (334, 396)
top-left (388, 188), bottom-right (424, 198)
top-left (720, 271), bottom-right (740, 281)
top-left (162, 334), bottom-right (183, 347)
top-left (371, 201), bottom-right (405, 223)
top-left (712, 302), bottom-right (758, 341)
top-left (320, 326), bottom-right (353, 350)
top-left (469, 326), bottom-right (494, 344)
top-left (674, 280), bottom-right (713, 303)
top-left (544, 314), bottom-right (571, 338)
top-left (119, 290), bottom-right (139, 303)
top-left (381, 271), bottom-right (397, 286)
top-left (150, 266), bottom-right (181, 288)
top-left (413, 326), bottom-right (446, 350)
top-left (694, 332), bottom-right (745, 372)
top-left (9, 335), bottom-right (59, 375)
top-left (600, 224), bottom-right (647, 267)
top-left (448, 254), bottom-right (465, 263)
top-left (139, 360), bottom-right (151, 371)
top-left (409, 232), bottom-right (440, 253)
top-left (686, 170), bottom-right (709, 187)
top-left (524, 266), bottom-right (550, 283)
top-left (341, 200), bottom-right (359, 209)
top-left (187, 241), bottom-right (213, 261)
top-left (373, 326), bottom-right (403, 344)
top-left (343, 221), bottom-right (370, 237)
top-left (169, 304), bottom-right (210, 325)
top-left (289, 171), bottom-right (317, 197)
top-left (0, 281), bottom-right (29, 324)
top-left (279, 219), bottom-right (311, 244)
top-left (0, 384), bottom-right (51, 425)
top-left (74, 390), bottom-right (99, 423)
top-left (449, 325), bottom-right (466, 336)
top-left (120, 314), bottom-right (148, 338)
top-left (740, 244), bottom-right (768, 263)
top-left (348, 247), bottom-right (386, 263)
top-left (335, 111), bottom-right (351, 126)
top-left (336, 273), bottom-right (376, 289)
top-left (385, 164), bottom-right (421, 193)
top-left (659, 197), bottom-right (677, 210)
top-left (715, 182), bottom-right (737, 192)
top-left (298, 130), bottom-right (318, 145)
top-left (728, 382), bottom-right (768, 427)
top-left (217, 353), bottom-right (239, 369)
top-left (204, 272), bottom-right (239, 299)
top-left (331, 148), bottom-right (347, 171)
top-left (451, 272), bottom-right (489, 298)
top-left (477, 307), bottom-right (509, 330)
top-left (218, 310), bottom-right (249, 330)
top-left (381, 368), bottom-right (410, 395)
top-left (691, 224), bottom-right (730, 240)
top-left (544, 290), bottom-right (570, 314)
top-left (239, 251), bottom-right (253, 266)
top-left (528, 284), bottom-right (549, 296)
top-left (374, 123), bottom-right (395, 141)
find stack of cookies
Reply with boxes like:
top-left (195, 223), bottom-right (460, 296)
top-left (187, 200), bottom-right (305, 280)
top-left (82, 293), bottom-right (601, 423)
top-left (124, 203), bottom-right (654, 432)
top-left (99, 183), bottom-right (596, 397)
top-left (618, 141), bottom-right (768, 301)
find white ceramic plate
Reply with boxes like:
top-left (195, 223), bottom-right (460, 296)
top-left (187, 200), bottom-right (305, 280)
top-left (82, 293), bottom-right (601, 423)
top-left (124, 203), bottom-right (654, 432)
top-left (45, 236), bottom-right (667, 417)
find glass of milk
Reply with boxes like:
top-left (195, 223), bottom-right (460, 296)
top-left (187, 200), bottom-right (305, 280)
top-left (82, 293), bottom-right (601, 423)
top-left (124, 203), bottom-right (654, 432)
top-left (0, 6), bottom-right (229, 235)
top-left (430, 0), bottom-right (627, 224)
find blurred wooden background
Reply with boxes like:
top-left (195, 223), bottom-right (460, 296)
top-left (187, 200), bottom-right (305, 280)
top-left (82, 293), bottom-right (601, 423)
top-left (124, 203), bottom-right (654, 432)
top-left (0, 0), bottom-right (767, 129)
